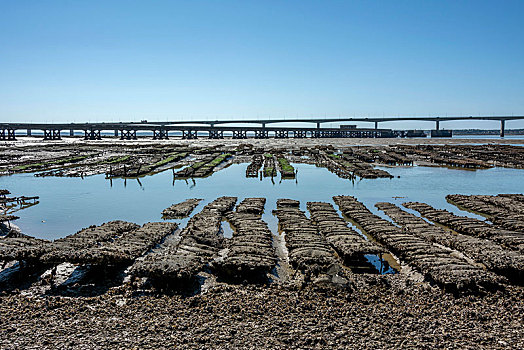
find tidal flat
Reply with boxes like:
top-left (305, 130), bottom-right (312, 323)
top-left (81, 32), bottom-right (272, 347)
top-left (1, 137), bottom-right (523, 349)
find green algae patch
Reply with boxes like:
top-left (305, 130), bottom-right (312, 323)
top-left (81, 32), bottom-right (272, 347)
top-left (13, 155), bottom-right (91, 171)
top-left (277, 157), bottom-right (295, 178)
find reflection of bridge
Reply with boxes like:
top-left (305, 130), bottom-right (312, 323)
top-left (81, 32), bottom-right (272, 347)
top-left (0, 115), bottom-right (523, 140)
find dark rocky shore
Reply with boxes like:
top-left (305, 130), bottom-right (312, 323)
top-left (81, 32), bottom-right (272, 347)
top-left (1, 278), bottom-right (522, 349)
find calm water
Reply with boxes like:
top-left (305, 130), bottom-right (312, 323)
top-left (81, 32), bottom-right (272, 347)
top-left (1, 163), bottom-right (523, 240)
top-left (453, 135), bottom-right (524, 140)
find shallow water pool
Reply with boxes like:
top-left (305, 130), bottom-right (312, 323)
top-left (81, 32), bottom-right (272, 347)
top-left (1, 163), bottom-right (523, 241)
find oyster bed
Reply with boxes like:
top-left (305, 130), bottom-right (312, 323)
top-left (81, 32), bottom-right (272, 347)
top-left (1, 139), bottom-right (524, 348)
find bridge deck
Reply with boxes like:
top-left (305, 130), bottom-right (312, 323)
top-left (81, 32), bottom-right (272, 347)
top-left (1, 115), bottom-right (521, 139)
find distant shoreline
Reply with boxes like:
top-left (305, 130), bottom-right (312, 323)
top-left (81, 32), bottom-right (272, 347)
top-left (9, 128), bottom-right (524, 137)
top-left (453, 129), bottom-right (524, 135)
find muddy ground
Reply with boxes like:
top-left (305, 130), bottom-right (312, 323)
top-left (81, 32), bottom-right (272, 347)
top-left (1, 138), bottom-right (523, 349)
top-left (1, 278), bottom-right (522, 349)
top-left (2, 137), bottom-right (524, 180)
top-left (5, 135), bottom-right (524, 147)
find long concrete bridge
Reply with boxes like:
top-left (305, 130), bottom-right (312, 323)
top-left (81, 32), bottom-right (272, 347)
top-left (0, 115), bottom-right (522, 140)
top-left (127, 115), bottom-right (524, 129)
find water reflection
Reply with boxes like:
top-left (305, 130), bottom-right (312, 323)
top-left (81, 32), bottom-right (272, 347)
top-left (0, 163), bottom-right (523, 242)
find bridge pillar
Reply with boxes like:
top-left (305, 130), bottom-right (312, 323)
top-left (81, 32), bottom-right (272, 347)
top-left (254, 130), bottom-right (268, 139)
top-left (114, 130), bottom-right (119, 137)
top-left (153, 129), bottom-right (168, 140)
top-left (70, 129), bottom-right (74, 137)
top-left (316, 122), bottom-right (320, 129)
top-left (0, 129), bottom-right (16, 141)
top-left (232, 130), bottom-right (247, 139)
top-left (208, 130), bottom-right (223, 139)
top-left (435, 120), bottom-right (440, 130)
top-left (293, 130), bottom-right (306, 138)
top-left (374, 121), bottom-right (378, 129)
top-left (27, 129), bottom-right (32, 136)
top-left (500, 120), bottom-right (505, 138)
top-left (120, 129), bottom-right (137, 140)
top-left (43, 129), bottom-right (61, 140)
top-left (275, 130), bottom-right (289, 139)
top-left (84, 129), bottom-right (102, 140)
top-left (182, 130), bottom-right (197, 139)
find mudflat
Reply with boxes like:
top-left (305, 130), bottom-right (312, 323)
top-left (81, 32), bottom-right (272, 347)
top-left (1, 137), bottom-right (523, 349)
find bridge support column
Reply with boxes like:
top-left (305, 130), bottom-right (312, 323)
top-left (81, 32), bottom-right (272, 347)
top-left (316, 122), bottom-right (320, 129)
top-left (0, 129), bottom-right (16, 141)
top-left (208, 130), bottom-right (223, 139)
top-left (232, 130), bottom-right (247, 139)
top-left (374, 121), bottom-right (378, 129)
top-left (293, 130), bottom-right (306, 138)
top-left (182, 130), bottom-right (197, 139)
top-left (275, 130), bottom-right (289, 139)
top-left (43, 129), bottom-right (61, 140)
top-left (120, 130), bottom-right (137, 140)
top-left (114, 130), bottom-right (119, 137)
top-left (153, 129), bottom-right (168, 140)
top-left (500, 120), bottom-right (505, 137)
top-left (84, 129), bottom-right (102, 140)
top-left (70, 129), bottom-right (74, 137)
top-left (435, 120), bottom-right (440, 130)
top-left (254, 130), bottom-right (268, 139)
top-left (27, 129), bottom-right (31, 136)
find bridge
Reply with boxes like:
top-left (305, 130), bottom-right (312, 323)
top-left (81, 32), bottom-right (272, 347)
top-left (0, 115), bottom-right (522, 140)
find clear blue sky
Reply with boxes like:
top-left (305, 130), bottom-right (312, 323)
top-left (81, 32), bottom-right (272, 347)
top-left (1, 0), bottom-right (523, 129)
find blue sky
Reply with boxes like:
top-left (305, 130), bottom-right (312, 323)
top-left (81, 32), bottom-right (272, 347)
top-left (1, 0), bottom-right (523, 129)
